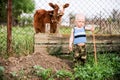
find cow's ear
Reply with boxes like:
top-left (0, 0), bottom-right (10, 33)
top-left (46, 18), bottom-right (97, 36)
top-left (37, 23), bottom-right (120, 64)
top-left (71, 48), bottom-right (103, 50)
top-left (49, 3), bottom-right (55, 9)
top-left (63, 3), bottom-right (69, 8)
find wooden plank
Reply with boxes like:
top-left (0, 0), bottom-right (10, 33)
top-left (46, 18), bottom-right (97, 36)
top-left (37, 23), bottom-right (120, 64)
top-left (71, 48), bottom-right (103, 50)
top-left (34, 34), bottom-right (120, 53)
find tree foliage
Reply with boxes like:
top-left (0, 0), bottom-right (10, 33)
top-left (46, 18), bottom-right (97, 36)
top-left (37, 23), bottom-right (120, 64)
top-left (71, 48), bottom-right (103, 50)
top-left (12, 0), bottom-right (35, 18)
top-left (0, 0), bottom-right (35, 24)
top-left (0, 0), bottom-right (7, 22)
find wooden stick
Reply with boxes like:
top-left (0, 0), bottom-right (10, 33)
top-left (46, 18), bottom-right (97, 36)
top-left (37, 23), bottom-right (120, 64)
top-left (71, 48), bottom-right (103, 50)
top-left (7, 0), bottom-right (12, 54)
top-left (92, 25), bottom-right (97, 65)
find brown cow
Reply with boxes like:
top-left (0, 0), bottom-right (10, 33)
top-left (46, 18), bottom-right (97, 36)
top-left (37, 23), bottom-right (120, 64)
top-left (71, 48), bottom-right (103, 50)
top-left (33, 3), bottom-right (69, 33)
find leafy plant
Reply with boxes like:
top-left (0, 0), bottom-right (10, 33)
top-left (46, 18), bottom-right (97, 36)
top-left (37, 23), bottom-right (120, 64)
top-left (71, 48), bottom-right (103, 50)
top-left (110, 55), bottom-right (120, 80)
top-left (33, 65), bottom-right (52, 80)
top-left (0, 66), bottom-right (5, 76)
top-left (0, 66), bottom-right (6, 80)
top-left (10, 71), bottom-right (17, 77)
top-left (73, 53), bottom-right (117, 80)
top-left (55, 69), bottom-right (74, 80)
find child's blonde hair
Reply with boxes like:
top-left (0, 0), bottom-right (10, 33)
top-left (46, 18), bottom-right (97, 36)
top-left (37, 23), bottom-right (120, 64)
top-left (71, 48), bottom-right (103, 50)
top-left (75, 13), bottom-right (85, 21)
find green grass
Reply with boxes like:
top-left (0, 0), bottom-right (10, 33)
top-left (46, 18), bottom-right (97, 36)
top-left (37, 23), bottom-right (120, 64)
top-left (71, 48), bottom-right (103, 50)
top-left (0, 27), bottom-right (7, 56)
top-left (0, 26), bottom-right (72, 57)
top-left (12, 26), bottom-right (34, 56)
top-left (59, 26), bottom-right (71, 34)
top-left (0, 26), bottom-right (34, 57)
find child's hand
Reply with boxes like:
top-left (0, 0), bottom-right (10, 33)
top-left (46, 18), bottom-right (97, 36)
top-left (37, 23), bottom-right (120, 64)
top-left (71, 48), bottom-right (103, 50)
top-left (85, 25), bottom-right (95, 32)
top-left (69, 45), bottom-right (73, 52)
top-left (91, 26), bottom-right (95, 32)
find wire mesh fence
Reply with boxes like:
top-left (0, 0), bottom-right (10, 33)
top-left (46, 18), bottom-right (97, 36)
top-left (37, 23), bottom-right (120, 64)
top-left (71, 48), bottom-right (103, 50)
top-left (0, 0), bottom-right (120, 55)
top-left (34, 0), bottom-right (120, 34)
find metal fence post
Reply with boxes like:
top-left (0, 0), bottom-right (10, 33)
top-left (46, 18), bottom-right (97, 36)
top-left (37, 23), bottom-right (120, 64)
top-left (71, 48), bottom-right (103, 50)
top-left (7, 0), bottom-right (12, 53)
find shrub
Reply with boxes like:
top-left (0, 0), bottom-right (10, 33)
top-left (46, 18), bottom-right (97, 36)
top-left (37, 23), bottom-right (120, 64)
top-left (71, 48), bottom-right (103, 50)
top-left (73, 53), bottom-right (116, 80)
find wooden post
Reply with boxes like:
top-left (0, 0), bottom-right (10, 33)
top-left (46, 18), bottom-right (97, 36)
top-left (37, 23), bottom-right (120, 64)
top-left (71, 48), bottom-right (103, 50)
top-left (7, 0), bottom-right (12, 53)
top-left (92, 25), bottom-right (97, 65)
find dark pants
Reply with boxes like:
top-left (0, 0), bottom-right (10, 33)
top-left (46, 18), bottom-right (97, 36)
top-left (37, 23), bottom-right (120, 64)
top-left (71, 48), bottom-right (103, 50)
top-left (73, 44), bottom-right (87, 65)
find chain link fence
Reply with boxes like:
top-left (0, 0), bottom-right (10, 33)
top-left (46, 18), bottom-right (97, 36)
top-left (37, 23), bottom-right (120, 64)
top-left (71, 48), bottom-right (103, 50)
top-left (0, 0), bottom-right (120, 55)
top-left (34, 0), bottom-right (120, 34)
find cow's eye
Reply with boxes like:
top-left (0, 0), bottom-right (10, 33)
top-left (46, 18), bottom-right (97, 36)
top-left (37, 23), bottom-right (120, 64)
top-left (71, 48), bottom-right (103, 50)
top-left (49, 13), bottom-right (53, 16)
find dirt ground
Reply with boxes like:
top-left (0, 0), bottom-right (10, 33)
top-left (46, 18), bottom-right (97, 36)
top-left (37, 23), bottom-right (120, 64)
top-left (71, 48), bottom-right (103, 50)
top-left (0, 51), bottom-right (73, 79)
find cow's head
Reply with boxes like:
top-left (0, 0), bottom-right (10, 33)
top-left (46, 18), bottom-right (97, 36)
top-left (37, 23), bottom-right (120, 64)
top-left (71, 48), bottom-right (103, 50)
top-left (49, 3), bottom-right (69, 23)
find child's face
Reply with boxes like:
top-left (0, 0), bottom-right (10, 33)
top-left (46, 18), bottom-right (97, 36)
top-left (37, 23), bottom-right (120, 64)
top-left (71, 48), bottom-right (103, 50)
top-left (75, 16), bottom-right (85, 28)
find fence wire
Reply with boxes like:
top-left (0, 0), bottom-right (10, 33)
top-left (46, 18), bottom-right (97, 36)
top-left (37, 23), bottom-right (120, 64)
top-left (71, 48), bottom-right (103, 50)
top-left (35, 0), bottom-right (120, 34)
top-left (0, 0), bottom-right (120, 55)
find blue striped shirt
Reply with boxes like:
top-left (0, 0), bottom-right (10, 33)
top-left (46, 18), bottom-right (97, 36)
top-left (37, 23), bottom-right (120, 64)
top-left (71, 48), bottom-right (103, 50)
top-left (73, 27), bottom-right (87, 44)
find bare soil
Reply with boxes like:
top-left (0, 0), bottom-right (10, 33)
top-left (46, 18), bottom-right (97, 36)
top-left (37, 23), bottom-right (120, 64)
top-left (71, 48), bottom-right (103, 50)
top-left (0, 51), bottom-right (73, 79)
